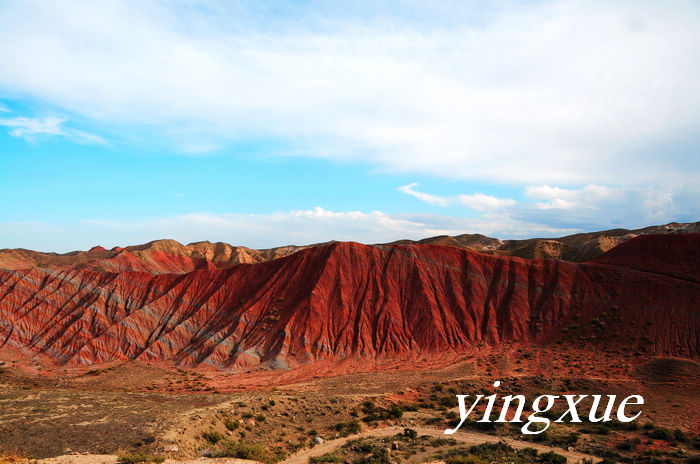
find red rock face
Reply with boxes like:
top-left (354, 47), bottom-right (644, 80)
top-left (0, 235), bottom-right (697, 369)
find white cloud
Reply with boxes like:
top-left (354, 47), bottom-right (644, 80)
top-left (68, 129), bottom-right (106, 145)
top-left (457, 193), bottom-right (516, 211)
top-left (397, 183), bottom-right (449, 206)
top-left (0, 115), bottom-right (104, 144)
top-left (514, 183), bottom-right (696, 230)
top-left (524, 184), bottom-right (620, 210)
top-left (397, 183), bottom-right (517, 210)
top-left (398, 182), bottom-right (697, 231)
top-left (0, 1), bottom-right (698, 186)
top-left (0, 116), bottom-right (64, 139)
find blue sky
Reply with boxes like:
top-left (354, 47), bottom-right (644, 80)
top-left (0, 0), bottom-right (699, 252)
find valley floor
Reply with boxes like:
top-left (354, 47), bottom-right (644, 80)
top-left (1, 347), bottom-right (698, 463)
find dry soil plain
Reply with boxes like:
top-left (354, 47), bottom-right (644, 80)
top-left (1, 346), bottom-right (698, 464)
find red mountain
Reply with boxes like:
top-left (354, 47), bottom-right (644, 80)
top-left (0, 234), bottom-right (697, 371)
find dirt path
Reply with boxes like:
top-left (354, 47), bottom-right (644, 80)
top-left (36, 426), bottom-right (600, 464)
top-left (281, 426), bottom-right (601, 464)
top-left (36, 456), bottom-right (260, 464)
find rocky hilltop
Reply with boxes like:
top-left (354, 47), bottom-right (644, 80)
top-left (0, 239), bottom-right (309, 274)
top-left (402, 221), bottom-right (700, 261)
top-left (0, 233), bottom-right (697, 370)
top-left (0, 221), bottom-right (696, 274)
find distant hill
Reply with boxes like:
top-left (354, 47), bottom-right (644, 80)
top-left (0, 221), bottom-right (697, 274)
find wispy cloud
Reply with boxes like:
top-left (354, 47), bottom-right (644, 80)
top-left (397, 183), bottom-right (449, 207)
top-left (398, 183), bottom-right (516, 211)
top-left (0, 116), bottom-right (64, 139)
top-left (457, 193), bottom-right (517, 211)
top-left (524, 184), bottom-right (619, 210)
top-left (0, 115), bottom-right (104, 144)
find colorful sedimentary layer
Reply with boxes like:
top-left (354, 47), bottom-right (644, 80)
top-left (0, 234), bottom-right (697, 370)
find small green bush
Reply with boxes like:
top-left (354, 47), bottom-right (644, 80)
top-left (203, 430), bottom-right (224, 443)
top-left (648, 428), bottom-right (673, 441)
top-left (538, 451), bottom-right (566, 464)
top-left (116, 452), bottom-right (165, 464)
top-left (309, 453), bottom-right (343, 464)
top-left (213, 440), bottom-right (268, 462)
top-left (445, 455), bottom-right (487, 464)
top-left (224, 418), bottom-right (239, 431)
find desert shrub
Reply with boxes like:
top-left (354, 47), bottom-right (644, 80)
top-left (203, 430), bottom-right (224, 443)
top-left (441, 441), bottom-right (553, 464)
top-left (117, 452), bottom-right (165, 464)
top-left (403, 428), bottom-right (418, 440)
top-left (445, 455), bottom-right (487, 464)
top-left (418, 399), bottom-right (435, 409)
top-left (538, 451), bottom-right (566, 464)
top-left (468, 441), bottom-right (514, 457)
top-left (357, 445), bottom-right (391, 464)
top-left (346, 420), bottom-right (361, 434)
top-left (309, 453), bottom-right (343, 464)
top-left (540, 409), bottom-right (562, 421)
top-left (437, 394), bottom-right (458, 408)
top-left (255, 414), bottom-right (266, 422)
top-left (401, 402), bottom-right (419, 411)
top-left (520, 448), bottom-right (539, 459)
top-left (672, 428), bottom-right (687, 442)
top-left (213, 440), bottom-right (268, 462)
top-left (648, 427), bottom-right (673, 441)
top-left (616, 439), bottom-right (635, 451)
top-left (362, 403), bottom-right (403, 422)
top-left (580, 424), bottom-right (610, 435)
top-left (602, 419), bottom-right (639, 431)
top-left (336, 420), bottom-right (362, 435)
top-left (0, 453), bottom-right (35, 464)
top-left (444, 411), bottom-right (458, 420)
top-left (553, 431), bottom-right (579, 446)
top-left (269, 446), bottom-right (287, 462)
top-left (332, 420), bottom-right (360, 436)
top-left (224, 417), bottom-right (239, 431)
